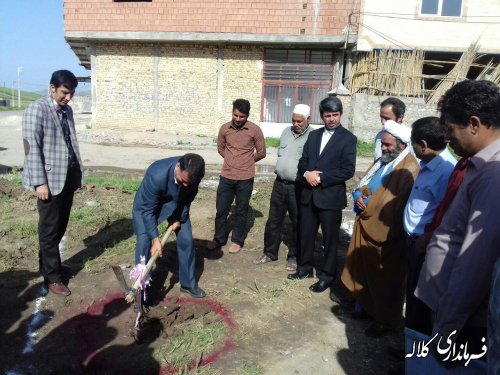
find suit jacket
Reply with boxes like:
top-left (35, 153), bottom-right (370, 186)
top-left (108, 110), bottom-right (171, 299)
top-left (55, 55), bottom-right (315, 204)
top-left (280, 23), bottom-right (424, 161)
top-left (298, 125), bottom-right (357, 210)
top-left (132, 157), bottom-right (198, 241)
top-left (22, 96), bottom-right (83, 196)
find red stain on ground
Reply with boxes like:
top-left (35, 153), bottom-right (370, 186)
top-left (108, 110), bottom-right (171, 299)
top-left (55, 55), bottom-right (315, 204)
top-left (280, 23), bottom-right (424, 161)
top-left (159, 296), bottom-right (237, 374)
top-left (82, 293), bottom-right (236, 374)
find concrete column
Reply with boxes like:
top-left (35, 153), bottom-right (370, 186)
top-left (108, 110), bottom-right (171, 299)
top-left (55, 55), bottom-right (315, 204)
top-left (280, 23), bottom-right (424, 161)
top-left (344, 51), bottom-right (353, 89)
top-left (332, 50), bottom-right (345, 91)
top-left (152, 43), bottom-right (159, 131)
top-left (216, 44), bottom-right (224, 132)
top-left (90, 44), bottom-right (97, 128)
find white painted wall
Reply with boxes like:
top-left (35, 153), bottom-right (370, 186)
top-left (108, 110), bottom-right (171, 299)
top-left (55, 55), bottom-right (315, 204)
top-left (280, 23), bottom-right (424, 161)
top-left (260, 122), bottom-right (323, 138)
top-left (357, 0), bottom-right (500, 53)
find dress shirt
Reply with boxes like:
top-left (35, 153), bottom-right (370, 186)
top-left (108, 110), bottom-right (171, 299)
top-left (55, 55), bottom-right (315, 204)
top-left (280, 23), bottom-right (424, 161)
top-left (403, 148), bottom-right (457, 236)
top-left (319, 128), bottom-right (334, 154)
top-left (416, 138), bottom-right (500, 338)
top-left (217, 120), bottom-right (266, 180)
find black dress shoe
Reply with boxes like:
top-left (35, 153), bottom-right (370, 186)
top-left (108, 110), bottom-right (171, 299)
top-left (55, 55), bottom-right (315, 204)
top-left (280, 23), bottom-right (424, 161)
top-left (309, 280), bottom-right (332, 293)
top-left (287, 270), bottom-right (313, 280)
top-left (180, 286), bottom-right (206, 298)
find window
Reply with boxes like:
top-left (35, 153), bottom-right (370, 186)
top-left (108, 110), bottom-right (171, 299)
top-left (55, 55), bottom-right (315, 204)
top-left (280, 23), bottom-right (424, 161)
top-left (421, 0), bottom-right (462, 17)
top-left (261, 49), bottom-right (334, 125)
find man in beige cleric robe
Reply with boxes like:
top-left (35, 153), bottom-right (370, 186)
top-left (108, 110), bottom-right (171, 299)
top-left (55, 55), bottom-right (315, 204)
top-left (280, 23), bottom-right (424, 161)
top-left (341, 120), bottom-right (420, 337)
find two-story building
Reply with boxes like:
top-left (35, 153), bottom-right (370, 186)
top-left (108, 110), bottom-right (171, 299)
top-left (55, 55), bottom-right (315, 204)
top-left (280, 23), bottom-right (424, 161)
top-left (356, 0), bottom-right (500, 90)
top-left (64, 0), bottom-right (359, 137)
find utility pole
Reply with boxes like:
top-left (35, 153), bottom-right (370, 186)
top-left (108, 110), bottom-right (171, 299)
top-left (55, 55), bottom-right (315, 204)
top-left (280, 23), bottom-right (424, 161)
top-left (17, 66), bottom-right (23, 107)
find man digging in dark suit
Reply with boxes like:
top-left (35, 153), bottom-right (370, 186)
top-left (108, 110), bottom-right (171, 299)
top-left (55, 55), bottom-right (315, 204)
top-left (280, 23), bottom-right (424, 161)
top-left (22, 70), bottom-right (83, 296)
top-left (288, 96), bottom-right (357, 294)
top-left (132, 153), bottom-right (206, 298)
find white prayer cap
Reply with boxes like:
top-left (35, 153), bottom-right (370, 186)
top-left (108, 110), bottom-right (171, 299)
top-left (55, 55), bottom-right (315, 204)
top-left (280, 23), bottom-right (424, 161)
top-left (293, 104), bottom-right (311, 119)
top-left (383, 120), bottom-right (411, 144)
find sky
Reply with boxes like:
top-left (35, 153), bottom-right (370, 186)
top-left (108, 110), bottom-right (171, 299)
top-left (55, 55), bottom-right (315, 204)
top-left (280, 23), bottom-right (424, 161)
top-left (0, 0), bottom-right (90, 94)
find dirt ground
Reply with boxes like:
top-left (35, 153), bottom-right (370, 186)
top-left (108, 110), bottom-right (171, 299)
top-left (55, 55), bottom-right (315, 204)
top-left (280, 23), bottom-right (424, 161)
top-left (0, 172), bottom-right (404, 375)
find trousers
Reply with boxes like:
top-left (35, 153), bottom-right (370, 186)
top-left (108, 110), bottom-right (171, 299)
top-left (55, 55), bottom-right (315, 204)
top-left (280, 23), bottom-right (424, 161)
top-left (263, 178), bottom-right (301, 260)
top-left (298, 201), bottom-right (342, 283)
top-left (37, 164), bottom-right (81, 283)
top-left (213, 176), bottom-right (254, 247)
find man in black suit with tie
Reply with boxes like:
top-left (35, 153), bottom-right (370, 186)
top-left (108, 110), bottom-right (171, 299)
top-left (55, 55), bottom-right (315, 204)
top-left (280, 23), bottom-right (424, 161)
top-left (288, 96), bottom-right (357, 293)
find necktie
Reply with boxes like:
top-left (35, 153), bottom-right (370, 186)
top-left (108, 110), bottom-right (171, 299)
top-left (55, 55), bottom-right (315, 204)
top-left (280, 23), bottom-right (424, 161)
top-left (56, 106), bottom-right (76, 165)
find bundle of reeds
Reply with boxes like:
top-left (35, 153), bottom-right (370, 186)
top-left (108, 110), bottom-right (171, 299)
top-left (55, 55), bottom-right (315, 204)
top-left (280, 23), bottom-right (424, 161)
top-left (477, 61), bottom-right (500, 85)
top-left (349, 49), bottom-right (424, 96)
top-left (426, 42), bottom-right (480, 104)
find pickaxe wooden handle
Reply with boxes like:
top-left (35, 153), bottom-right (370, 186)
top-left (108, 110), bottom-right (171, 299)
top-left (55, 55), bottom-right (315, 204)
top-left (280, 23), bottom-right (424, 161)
top-left (124, 225), bottom-right (175, 303)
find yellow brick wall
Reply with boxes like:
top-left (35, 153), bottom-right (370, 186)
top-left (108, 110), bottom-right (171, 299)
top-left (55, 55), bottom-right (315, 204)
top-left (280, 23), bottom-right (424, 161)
top-left (158, 44), bottom-right (218, 136)
top-left (92, 42), bottom-right (264, 137)
top-left (218, 45), bottom-right (263, 129)
top-left (93, 43), bottom-right (155, 130)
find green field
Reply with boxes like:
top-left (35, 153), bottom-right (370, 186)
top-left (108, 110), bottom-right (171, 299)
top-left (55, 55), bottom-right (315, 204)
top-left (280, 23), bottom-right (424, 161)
top-left (0, 86), bottom-right (43, 110)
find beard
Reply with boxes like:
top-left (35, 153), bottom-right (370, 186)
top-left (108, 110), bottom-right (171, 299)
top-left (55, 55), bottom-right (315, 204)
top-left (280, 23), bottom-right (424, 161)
top-left (380, 149), bottom-right (402, 164)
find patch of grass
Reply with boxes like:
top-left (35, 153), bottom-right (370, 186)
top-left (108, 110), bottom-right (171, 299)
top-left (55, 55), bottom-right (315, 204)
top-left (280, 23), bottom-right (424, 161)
top-left (13, 221), bottom-right (38, 237)
top-left (240, 361), bottom-right (263, 375)
top-left (0, 259), bottom-right (16, 272)
top-left (84, 176), bottom-right (141, 193)
top-left (265, 287), bottom-right (283, 301)
top-left (265, 137), bottom-right (280, 148)
top-left (69, 206), bottom-right (96, 224)
top-left (157, 221), bottom-right (169, 234)
top-left (176, 366), bottom-right (222, 375)
top-left (0, 87), bottom-right (43, 110)
top-left (356, 140), bottom-right (375, 158)
top-left (154, 314), bottom-right (226, 368)
top-left (0, 196), bottom-right (15, 221)
top-left (5, 172), bottom-right (22, 186)
top-left (228, 287), bottom-right (241, 296)
top-left (84, 239), bottom-right (135, 272)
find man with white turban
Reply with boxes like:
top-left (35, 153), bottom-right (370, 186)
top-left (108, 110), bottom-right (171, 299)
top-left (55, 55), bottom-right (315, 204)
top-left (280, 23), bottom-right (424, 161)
top-left (341, 120), bottom-right (420, 337)
top-left (254, 104), bottom-right (312, 271)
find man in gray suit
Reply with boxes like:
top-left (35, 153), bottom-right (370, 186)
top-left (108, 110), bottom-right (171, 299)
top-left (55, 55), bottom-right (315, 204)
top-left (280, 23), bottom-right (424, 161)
top-left (22, 70), bottom-right (83, 296)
